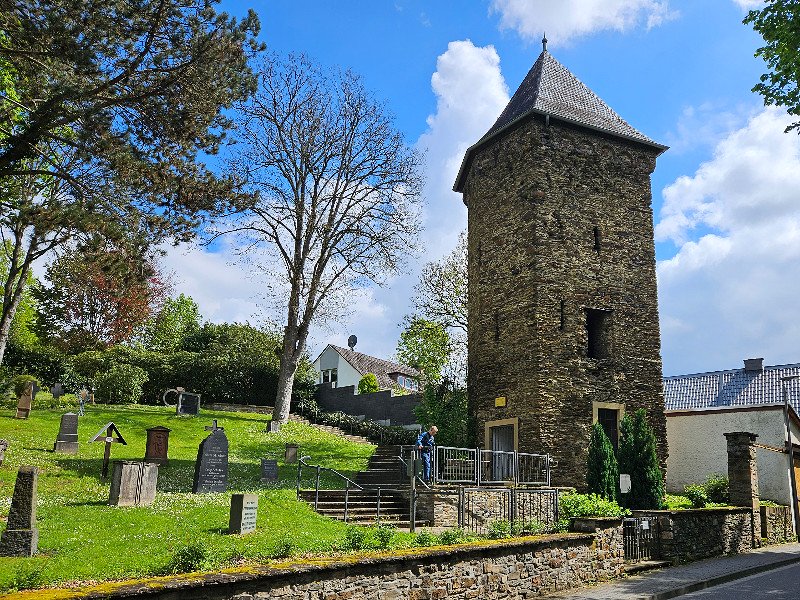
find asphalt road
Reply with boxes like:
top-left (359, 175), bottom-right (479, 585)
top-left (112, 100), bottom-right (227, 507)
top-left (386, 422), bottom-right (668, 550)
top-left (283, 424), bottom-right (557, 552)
top-left (677, 562), bottom-right (800, 599)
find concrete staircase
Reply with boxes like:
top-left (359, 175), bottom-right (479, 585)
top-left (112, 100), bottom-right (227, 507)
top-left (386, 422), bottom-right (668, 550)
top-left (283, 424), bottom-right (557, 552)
top-left (299, 445), bottom-right (428, 526)
top-left (287, 413), bottom-right (372, 445)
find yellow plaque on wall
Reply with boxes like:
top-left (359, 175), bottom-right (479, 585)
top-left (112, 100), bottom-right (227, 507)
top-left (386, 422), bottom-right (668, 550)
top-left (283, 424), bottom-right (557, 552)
top-left (495, 396), bottom-right (507, 407)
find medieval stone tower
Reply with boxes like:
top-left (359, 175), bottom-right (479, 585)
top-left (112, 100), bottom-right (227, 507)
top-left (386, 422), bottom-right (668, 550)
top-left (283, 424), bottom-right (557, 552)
top-left (454, 41), bottom-right (668, 490)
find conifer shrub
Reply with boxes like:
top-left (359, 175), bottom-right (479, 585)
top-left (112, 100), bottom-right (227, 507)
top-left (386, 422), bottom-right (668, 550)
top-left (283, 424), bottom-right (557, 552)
top-left (617, 409), bottom-right (664, 509)
top-left (586, 422), bottom-right (619, 500)
top-left (357, 373), bottom-right (379, 394)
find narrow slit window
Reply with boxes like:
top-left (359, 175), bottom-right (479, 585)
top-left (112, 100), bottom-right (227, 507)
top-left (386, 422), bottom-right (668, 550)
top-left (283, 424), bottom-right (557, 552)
top-left (494, 310), bottom-right (500, 342)
top-left (559, 300), bottom-right (566, 331)
top-left (593, 226), bottom-right (601, 253)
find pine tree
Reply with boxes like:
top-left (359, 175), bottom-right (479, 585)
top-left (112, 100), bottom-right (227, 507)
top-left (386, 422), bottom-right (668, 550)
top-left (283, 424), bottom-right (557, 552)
top-left (587, 422), bottom-right (619, 501)
top-left (617, 409), bottom-right (664, 509)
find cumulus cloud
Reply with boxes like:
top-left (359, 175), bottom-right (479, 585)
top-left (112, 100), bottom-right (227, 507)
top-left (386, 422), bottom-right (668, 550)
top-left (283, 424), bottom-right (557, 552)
top-left (490, 0), bottom-right (676, 44)
top-left (731, 0), bottom-right (763, 10)
top-left (657, 107), bottom-right (800, 374)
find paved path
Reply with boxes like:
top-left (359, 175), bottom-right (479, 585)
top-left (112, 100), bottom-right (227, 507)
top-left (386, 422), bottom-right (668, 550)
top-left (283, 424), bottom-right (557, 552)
top-left (544, 543), bottom-right (800, 600)
top-left (678, 562), bottom-right (800, 598)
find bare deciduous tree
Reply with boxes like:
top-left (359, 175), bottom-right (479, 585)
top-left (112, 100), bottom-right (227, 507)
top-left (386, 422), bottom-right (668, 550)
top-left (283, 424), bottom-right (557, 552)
top-left (222, 55), bottom-right (423, 424)
top-left (413, 231), bottom-right (467, 333)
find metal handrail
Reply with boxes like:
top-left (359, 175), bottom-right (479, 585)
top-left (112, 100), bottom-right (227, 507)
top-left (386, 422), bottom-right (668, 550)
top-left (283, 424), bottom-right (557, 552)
top-left (297, 455), bottom-right (364, 519)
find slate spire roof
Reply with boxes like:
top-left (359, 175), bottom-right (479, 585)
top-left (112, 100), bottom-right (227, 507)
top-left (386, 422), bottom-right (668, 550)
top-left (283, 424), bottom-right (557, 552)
top-left (454, 46), bottom-right (667, 192)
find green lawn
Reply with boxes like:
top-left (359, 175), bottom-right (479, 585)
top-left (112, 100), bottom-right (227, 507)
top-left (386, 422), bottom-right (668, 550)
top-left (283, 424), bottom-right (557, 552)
top-left (0, 404), bottom-right (385, 592)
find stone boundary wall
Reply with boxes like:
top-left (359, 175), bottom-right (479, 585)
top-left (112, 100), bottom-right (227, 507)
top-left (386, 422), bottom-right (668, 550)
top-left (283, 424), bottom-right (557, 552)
top-left (65, 526), bottom-right (624, 600)
top-left (635, 507), bottom-right (754, 563)
top-left (761, 505), bottom-right (794, 545)
top-left (316, 384), bottom-right (420, 426)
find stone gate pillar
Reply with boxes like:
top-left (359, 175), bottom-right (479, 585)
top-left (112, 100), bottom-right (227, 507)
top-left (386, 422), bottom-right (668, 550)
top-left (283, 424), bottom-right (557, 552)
top-left (725, 431), bottom-right (761, 545)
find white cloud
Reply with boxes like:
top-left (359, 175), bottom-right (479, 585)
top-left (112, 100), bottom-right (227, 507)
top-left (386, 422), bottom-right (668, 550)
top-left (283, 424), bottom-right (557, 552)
top-left (663, 103), bottom-right (754, 155)
top-left (731, 0), bottom-right (763, 10)
top-left (657, 107), bottom-right (800, 375)
top-left (490, 0), bottom-right (676, 44)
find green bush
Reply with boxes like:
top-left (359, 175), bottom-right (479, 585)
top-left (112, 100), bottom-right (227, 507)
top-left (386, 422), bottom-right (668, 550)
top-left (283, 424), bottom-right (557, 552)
top-left (617, 409), bottom-right (664, 510)
top-left (11, 374), bottom-right (39, 398)
top-left (703, 474), bottom-right (729, 504)
top-left (511, 519), bottom-right (550, 536)
top-left (95, 364), bottom-right (148, 404)
top-left (294, 398), bottom-right (416, 445)
top-left (664, 494), bottom-right (693, 510)
top-left (358, 373), bottom-right (380, 394)
top-left (342, 526), bottom-right (368, 551)
top-left (684, 484), bottom-right (709, 508)
top-left (487, 520), bottom-right (512, 539)
top-left (586, 422), bottom-right (618, 501)
top-left (372, 523), bottom-right (395, 549)
top-left (163, 542), bottom-right (209, 574)
top-left (414, 531), bottom-right (437, 546)
top-left (437, 528), bottom-right (471, 545)
top-left (559, 492), bottom-right (628, 521)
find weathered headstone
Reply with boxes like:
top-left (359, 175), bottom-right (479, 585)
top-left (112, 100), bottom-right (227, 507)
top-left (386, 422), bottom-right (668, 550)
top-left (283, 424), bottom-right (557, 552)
top-left (0, 466), bottom-right (38, 557)
top-left (53, 412), bottom-right (79, 454)
top-left (229, 493), bottom-right (258, 534)
top-left (89, 422), bottom-right (127, 478)
top-left (108, 461), bottom-right (158, 507)
top-left (284, 443), bottom-right (299, 464)
top-left (15, 381), bottom-right (38, 419)
top-left (0, 439), bottom-right (8, 465)
top-left (144, 426), bottom-right (171, 465)
top-left (261, 459), bottom-right (279, 482)
top-left (50, 383), bottom-right (64, 400)
top-left (177, 392), bottom-right (201, 416)
top-left (192, 420), bottom-right (228, 493)
top-left (268, 421), bottom-right (281, 433)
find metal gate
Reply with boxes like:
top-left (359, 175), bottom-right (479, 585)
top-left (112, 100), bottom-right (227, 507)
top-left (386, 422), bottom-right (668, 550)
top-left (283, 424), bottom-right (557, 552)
top-left (458, 488), bottom-right (559, 535)
top-left (623, 516), bottom-right (660, 562)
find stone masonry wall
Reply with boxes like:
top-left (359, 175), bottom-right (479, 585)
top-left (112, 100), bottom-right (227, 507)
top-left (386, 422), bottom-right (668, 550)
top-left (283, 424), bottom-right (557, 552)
top-left (761, 505), bottom-right (794, 545)
top-left (82, 525), bottom-right (625, 600)
top-left (464, 113), bottom-right (667, 490)
top-left (635, 508), bottom-right (753, 563)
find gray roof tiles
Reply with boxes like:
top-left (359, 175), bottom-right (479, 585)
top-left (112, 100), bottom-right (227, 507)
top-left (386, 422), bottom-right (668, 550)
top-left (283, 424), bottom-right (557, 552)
top-left (330, 345), bottom-right (419, 391)
top-left (454, 49), bottom-right (666, 193)
top-left (664, 362), bottom-right (800, 414)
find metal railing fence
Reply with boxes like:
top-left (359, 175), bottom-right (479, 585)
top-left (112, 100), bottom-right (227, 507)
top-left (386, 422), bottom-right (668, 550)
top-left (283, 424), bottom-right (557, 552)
top-left (458, 487), bottom-right (560, 535)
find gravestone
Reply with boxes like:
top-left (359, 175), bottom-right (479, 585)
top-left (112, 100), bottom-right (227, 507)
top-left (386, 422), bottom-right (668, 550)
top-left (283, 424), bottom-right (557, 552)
top-left (268, 421), bottom-right (281, 433)
top-left (89, 422), bottom-right (127, 478)
top-left (177, 392), bottom-right (201, 416)
top-left (192, 421), bottom-right (228, 493)
top-left (0, 466), bottom-right (38, 556)
top-left (108, 461), bottom-right (158, 507)
top-left (261, 459), bottom-right (278, 482)
top-left (50, 383), bottom-right (64, 400)
top-left (53, 412), bottom-right (79, 454)
top-left (229, 493), bottom-right (258, 534)
top-left (0, 439), bottom-right (8, 466)
top-left (144, 426), bottom-right (171, 465)
top-left (284, 443), bottom-right (299, 464)
top-left (15, 381), bottom-right (38, 419)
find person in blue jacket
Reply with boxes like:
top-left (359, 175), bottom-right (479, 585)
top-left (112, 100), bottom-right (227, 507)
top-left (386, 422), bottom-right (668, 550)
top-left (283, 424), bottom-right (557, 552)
top-left (416, 425), bottom-right (438, 483)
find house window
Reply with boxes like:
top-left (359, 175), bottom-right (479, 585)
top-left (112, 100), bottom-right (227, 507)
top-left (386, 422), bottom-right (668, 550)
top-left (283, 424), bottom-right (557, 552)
top-left (321, 369), bottom-right (338, 387)
top-left (398, 375), bottom-right (405, 388)
top-left (585, 308), bottom-right (612, 359)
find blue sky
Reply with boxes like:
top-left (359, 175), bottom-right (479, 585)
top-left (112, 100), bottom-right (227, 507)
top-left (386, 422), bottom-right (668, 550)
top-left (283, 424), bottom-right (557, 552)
top-left (161, 0), bottom-right (800, 376)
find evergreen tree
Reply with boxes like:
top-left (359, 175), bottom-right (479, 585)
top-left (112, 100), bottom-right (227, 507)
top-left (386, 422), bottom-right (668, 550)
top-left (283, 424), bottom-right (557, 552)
top-left (617, 409), bottom-right (664, 509)
top-left (586, 422), bottom-right (619, 501)
top-left (358, 373), bottom-right (379, 394)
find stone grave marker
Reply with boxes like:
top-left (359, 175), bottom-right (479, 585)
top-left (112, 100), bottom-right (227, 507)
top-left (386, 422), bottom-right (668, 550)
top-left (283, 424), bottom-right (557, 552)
top-left (144, 426), bottom-right (171, 465)
top-left (284, 443), bottom-right (299, 464)
top-left (192, 420), bottom-right (228, 493)
top-left (177, 391), bottom-right (201, 416)
top-left (229, 493), bottom-right (258, 534)
top-left (15, 381), bottom-right (38, 419)
top-left (53, 412), bottom-right (79, 454)
top-left (268, 421), bottom-right (281, 433)
top-left (0, 439), bottom-right (8, 466)
top-left (0, 466), bottom-right (38, 556)
top-left (50, 383), bottom-right (64, 400)
top-left (261, 458), bottom-right (279, 482)
top-left (89, 422), bottom-right (127, 478)
top-left (108, 461), bottom-right (158, 507)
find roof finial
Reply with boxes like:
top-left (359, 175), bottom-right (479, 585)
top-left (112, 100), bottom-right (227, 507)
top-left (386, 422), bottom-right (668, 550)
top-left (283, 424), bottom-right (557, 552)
top-left (542, 33), bottom-right (548, 52)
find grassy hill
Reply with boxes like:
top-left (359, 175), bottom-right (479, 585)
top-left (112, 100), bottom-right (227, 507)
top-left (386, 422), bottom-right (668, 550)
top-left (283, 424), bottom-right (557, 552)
top-left (0, 404), bottom-right (385, 592)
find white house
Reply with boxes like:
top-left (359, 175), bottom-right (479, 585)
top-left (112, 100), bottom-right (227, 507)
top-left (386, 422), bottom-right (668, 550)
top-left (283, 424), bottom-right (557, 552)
top-left (313, 343), bottom-right (420, 394)
top-left (664, 358), bottom-right (800, 505)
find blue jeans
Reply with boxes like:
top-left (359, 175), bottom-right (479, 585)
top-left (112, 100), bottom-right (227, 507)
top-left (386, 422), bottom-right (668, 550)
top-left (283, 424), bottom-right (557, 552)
top-left (421, 451), bottom-right (432, 482)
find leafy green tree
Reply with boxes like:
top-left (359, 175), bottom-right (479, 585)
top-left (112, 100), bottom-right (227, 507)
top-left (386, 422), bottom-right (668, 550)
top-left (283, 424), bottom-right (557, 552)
top-left (617, 409), bottom-right (664, 510)
top-left (0, 0), bottom-right (263, 366)
top-left (586, 422), bottom-right (618, 501)
top-left (413, 381), bottom-right (469, 447)
top-left (0, 241), bottom-right (37, 349)
top-left (358, 373), bottom-right (379, 394)
top-left (140, 294), bottom-right (201, 353)
top-left (396, 317), bottom-right (450, 383)
top-left (745, 1), bottom-right (800, 132)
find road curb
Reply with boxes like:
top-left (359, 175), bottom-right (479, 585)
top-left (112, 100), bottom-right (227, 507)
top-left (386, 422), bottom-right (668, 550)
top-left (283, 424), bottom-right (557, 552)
top-left (646, 553), bottom-right (800, 600)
